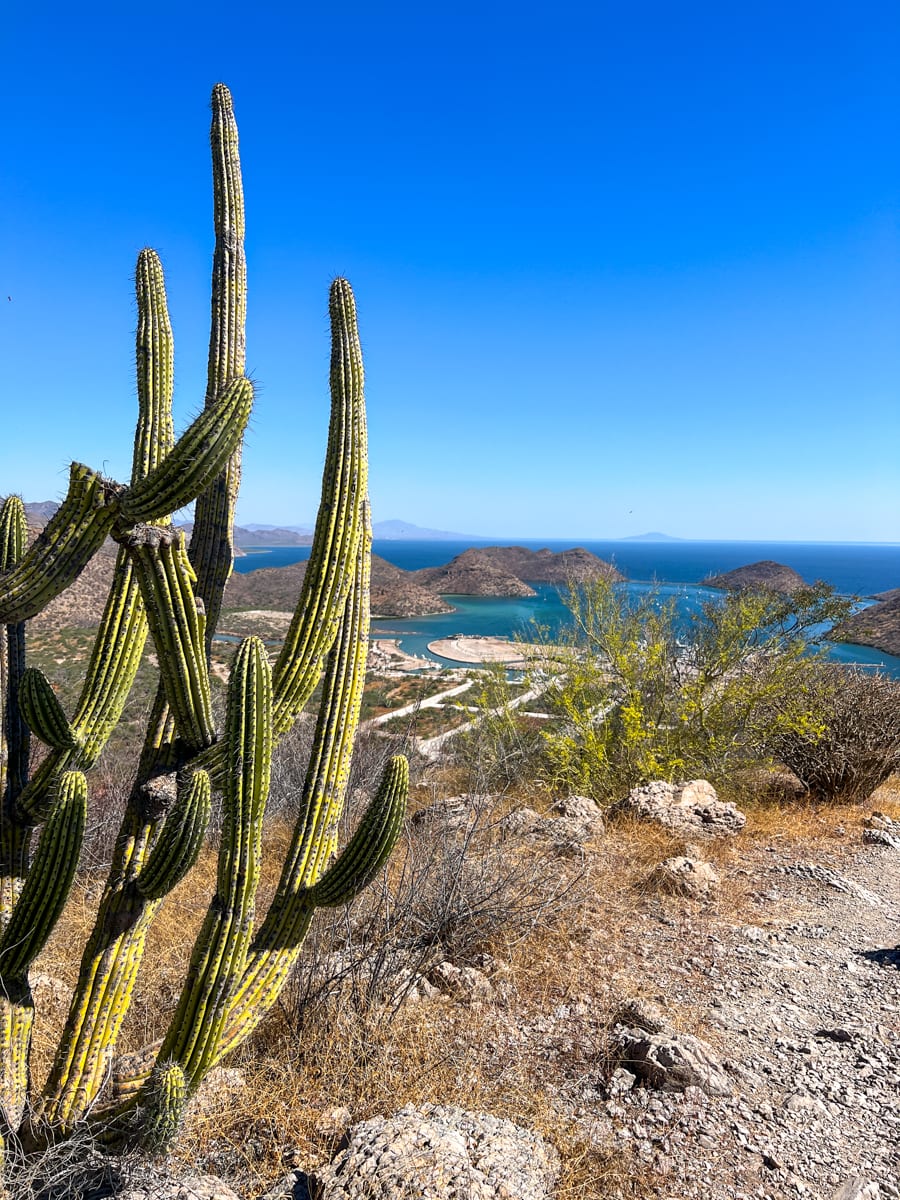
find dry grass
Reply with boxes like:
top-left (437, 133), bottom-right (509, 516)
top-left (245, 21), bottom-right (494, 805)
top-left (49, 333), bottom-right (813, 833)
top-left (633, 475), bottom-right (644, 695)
top-left (22, 726), bottom-right (900, 1198)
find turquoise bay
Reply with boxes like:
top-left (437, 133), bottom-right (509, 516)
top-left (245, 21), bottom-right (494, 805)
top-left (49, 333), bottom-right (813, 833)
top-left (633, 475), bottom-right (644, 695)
top-left (233, 539), bottom-right (900, 675)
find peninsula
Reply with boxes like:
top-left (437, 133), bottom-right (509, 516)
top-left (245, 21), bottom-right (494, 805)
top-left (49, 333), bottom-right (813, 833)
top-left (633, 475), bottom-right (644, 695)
top-left (833, 590), bottom-right (900, 657)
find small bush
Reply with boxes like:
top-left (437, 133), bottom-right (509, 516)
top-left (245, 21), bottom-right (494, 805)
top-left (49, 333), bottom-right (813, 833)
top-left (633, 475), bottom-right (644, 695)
top-left (280, 791), bottom-right (583, 1027)
top-left (764, 664), bottom-right (900, 803)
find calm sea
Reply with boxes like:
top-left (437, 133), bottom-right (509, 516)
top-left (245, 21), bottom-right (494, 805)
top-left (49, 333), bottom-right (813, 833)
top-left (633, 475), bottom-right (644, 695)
top-left (233, 539), bottom-right (900, 675)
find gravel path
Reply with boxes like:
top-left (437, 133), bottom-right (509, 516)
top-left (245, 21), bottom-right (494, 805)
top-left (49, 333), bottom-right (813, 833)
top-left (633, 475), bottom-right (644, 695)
top-left (554, 830), bottom-right (900, 1198)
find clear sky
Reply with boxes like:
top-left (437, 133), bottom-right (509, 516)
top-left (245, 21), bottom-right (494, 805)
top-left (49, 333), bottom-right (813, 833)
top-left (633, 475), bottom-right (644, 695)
top-left (2, 2), bottom-right (898, 541)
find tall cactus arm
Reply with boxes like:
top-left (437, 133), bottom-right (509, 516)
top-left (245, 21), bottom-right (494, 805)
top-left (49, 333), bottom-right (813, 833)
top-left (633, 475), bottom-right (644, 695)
top-left (118, 527), bottom-right (214, 753)
top-left (118, 377), bottom-right (252, 526)
top-left (0, 772), bottom-right (87, 979)
top-left (0, 772), bottom-right (86, 1132)
top-left (136, 770), bottom-right (210, 900)
top-left (213, 519), bottom-right (370, 1061)
top-left (0, 496), bottom-right (30, 929)
top-left (38, 791), bottom-right (167, 1131)
top-left (0, 988), bottom-right (31, 1133)
top-left (189, 82), bottom-right (247, 648)
top-left (0, 501), bottom-right (26, 575)
top-left (14, 550), bottom-right (147, 824)
top-left (133, 249), bottom-right (175, 485)
top-left (69, 553), bottom-right (147, 765)
top-left (273, 507), bottom-right (371, 894)
top-left (0, 466), bottom-right (122, 625)
top-left (0, 498), bottom-right (30, 810)
top-left (154, 637), bottom-right (270, 1087)
top-left (18, 669), bottom-right (79, 752)
top-left (305, 755), bottom-right (408, 908)
top-left (271, 279), bottom-right (367, 736)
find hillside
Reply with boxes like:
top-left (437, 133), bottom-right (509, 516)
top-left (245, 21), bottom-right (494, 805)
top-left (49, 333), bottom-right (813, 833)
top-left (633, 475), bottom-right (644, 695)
top-left (833, 593), bottom-right (900, 656)
top-left (224, 554), bottom-right (453, 618)
top-left (704, 559), bottom-right (806, 593)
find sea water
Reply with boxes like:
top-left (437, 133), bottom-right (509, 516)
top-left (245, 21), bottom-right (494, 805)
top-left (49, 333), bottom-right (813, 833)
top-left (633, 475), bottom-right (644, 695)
top-left (232, 539), bottom-right (900, 675)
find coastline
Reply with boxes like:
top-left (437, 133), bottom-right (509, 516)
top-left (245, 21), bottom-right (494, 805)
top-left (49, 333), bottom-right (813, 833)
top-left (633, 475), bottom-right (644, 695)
top-left (426, 635), bottom-right (556, 666)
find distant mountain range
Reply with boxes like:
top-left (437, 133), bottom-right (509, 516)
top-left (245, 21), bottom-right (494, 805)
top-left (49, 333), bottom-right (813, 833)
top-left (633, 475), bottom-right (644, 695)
top-left (371, 520), bottom-right (489, 541)
top-left (621, 531), bottom-right (682, 542)
top-left (22, 502), bottom-right (678, 546)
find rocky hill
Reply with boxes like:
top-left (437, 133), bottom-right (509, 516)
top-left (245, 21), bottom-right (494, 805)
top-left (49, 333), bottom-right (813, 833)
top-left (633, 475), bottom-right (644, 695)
top-left (833, 593), bottom-right (900, 657)
top-left (704, 560), bottom-right (806, 593)
top-left (224, 555), bottom-right (452, 618)
top-left (414, 546), bottom-right (622, 595)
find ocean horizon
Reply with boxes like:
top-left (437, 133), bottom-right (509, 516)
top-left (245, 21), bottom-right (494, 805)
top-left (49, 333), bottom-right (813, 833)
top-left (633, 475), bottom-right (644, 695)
top-left (232, 538), bottom-right (900, 675)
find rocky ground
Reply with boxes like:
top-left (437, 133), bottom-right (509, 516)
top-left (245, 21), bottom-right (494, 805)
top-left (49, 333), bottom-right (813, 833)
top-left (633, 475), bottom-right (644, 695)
top-left (506, 799), bottom-right (900, 1199)
top-left (26, 788), bottom-right (900, 1200)
top-left (230, 790), bottom-right (900, 1200)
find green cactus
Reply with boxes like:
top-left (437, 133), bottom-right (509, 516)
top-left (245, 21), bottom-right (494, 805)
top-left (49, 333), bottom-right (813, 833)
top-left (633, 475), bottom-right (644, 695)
top-left (0, 84), bottom-right (407, 1166)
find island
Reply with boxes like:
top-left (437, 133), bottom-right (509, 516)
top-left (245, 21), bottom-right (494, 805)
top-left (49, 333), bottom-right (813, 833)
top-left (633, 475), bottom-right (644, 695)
top-left (704, 560), bottom-right (806, 593)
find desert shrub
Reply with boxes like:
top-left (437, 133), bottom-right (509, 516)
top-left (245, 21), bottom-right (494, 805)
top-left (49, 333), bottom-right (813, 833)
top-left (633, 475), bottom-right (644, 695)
top-left (279, 791), bottom-right (582, 1027)
top-left (763, 663), bottom-right (900, 803)
top-left (533, 577), bottom-right (853, 802)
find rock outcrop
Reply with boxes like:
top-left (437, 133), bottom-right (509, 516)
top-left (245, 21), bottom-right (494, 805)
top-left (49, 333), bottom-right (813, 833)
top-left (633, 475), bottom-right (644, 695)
top-left (704, 560), bottom-right (806, 593)
top-left (612, 1000), bottom-right (734, 1095)
top-left (609, 779), bottom-right (746, 838)
top-left (310, 1104), bottom-right (560, 1200)
top-left (413, 558), bottom-right (537, 598)
top-left (648, 855), bottom-right (720, 898)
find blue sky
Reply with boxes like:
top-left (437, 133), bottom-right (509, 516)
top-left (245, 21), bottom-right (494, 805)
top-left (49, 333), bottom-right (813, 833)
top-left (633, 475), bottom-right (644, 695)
top-left (2, 2), bottom-right (898, 541)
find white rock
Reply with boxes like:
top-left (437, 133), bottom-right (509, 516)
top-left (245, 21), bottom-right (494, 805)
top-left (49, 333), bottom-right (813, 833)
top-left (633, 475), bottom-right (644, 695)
top-left (648, 856), bottom-right (720, 898)
top-left (611, 779), bottom-right (746, 837)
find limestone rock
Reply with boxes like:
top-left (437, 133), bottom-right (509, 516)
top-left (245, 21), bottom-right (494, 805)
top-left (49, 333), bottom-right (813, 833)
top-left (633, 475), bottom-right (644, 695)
top-left (648, 855), bottom-right (720, 898)
top-left (410, 795), bottom-right (478, 831)
top-left (612, 997), bottom-right (668, 1034)
top-left (614, 1026), bottom-right (732, 1096)
top-left (611, 779), bottom-right (746, 838)
top-left (258, 1170), bottom-right (315, 1200)
top-left (549, 794), bottom-right (605, 842)
top-left (550, 793), bottom-right (604, 826)
top-left (428, 961), bottom-right (495, 1004)
top-left (863, 811), bottom-right (900, 850)
top-left (500, 796), bottom-right (602, 852)
top-left (499, 806), bottom-right (543, 836)
top-left (116, 1175), bottom-right (242, 1200)
top-left (832, 1181), bottom-right (882, 1200)
top-left (313, 1103), bottom-right (560, 1200)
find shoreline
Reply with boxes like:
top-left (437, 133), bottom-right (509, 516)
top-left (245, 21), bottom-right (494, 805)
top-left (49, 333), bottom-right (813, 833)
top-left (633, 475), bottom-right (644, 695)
top-left (426, 635), bottom-right (554, 666)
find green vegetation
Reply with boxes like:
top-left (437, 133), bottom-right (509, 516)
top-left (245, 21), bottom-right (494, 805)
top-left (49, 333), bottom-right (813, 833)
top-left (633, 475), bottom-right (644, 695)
top-left (0, 84), bottom-right (407, 1170)
top-left (456, 579), bottom-right (864, 802)
top-left (537, 578), bottom-right (853, 799)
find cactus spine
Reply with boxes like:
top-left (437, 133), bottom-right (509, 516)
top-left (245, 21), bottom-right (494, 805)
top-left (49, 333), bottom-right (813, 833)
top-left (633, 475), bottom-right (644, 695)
top-left (0, 84), bottom-right (407, 1165)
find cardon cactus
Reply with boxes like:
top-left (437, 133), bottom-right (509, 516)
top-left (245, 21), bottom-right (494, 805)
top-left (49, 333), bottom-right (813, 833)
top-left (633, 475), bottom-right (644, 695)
top-left (0, 84), bottom-right (407, 1164)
